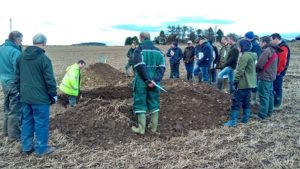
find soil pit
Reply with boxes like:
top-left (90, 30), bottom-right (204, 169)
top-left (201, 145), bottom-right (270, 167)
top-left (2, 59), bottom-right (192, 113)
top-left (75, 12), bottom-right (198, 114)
top-left (52, 80), bottom-right (231, 149)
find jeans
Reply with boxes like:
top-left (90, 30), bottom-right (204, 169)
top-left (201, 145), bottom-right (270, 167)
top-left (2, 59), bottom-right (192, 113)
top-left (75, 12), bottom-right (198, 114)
top-left (68, 96), bottom-right (77, 107)
top-left (1, 81), bottom-right (22, 139)
top-left (21, 104), bottom-right (50, 154)
top-left (273, 72), bottom-right (285, 107)
top-left (184, 62), bottom-right (194, 80)
top-left (231, 88), bottom-right (251, 111)
top-left (218, 66), bottom-right (234, 82)
top-left (170, 62), bottom-right (180, 78)
top-left (258, 80), bottom-right (274, 118)
top-left (194, 66), bottom-right (209, 82)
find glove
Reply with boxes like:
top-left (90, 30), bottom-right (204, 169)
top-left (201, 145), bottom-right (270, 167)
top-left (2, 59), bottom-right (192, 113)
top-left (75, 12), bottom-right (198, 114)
top-left (49, 95), bottom-right (58, 105)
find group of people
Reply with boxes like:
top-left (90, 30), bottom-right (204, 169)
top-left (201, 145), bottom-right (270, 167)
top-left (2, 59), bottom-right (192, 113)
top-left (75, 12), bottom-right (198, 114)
top-left (0, 31), bottom-right (85, 156)
top-left (0, 29), bottom-right (291, 155)
top-left (127, 31), bottom-right (290, 132)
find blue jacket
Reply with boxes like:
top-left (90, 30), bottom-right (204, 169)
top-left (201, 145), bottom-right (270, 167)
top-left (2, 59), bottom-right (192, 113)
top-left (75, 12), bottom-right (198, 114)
top-left (0, 40), bottom-right (22, 81)
top-left (166, 47), bottom-right (183, 64)
top-left (195, 41), bottom-right (213, 67)
top-left (251, 40), bottom-right (262, 58)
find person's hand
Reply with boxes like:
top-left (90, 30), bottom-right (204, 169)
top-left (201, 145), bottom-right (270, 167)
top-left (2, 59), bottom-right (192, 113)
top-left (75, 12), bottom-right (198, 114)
top-left (50, 95), bottom-right (58, 105)
top-left (148, 81), bottom-right (155, 89)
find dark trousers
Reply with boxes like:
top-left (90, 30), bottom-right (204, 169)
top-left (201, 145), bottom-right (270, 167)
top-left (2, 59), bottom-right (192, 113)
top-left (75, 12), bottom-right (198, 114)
top-left (231, 89), bottom-right (251, 111)
top-left (1, 81), bottom-right (21, 139)
top-left (273, 72), bottom-right (285, 107)
top-left (170, 62), bottom-right (180, 78)
top-left (209, 68), bottom-right (217, 83)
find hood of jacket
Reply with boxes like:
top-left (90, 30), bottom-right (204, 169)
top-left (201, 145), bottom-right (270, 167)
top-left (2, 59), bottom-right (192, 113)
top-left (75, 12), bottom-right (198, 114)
top-left (23, 46), bottom-right (45, 60)
top-left (3, 39), bottom-right (22, 51)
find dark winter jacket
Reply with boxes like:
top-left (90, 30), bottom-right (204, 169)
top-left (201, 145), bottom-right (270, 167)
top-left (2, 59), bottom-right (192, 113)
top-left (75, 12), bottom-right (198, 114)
top-left (183, 46), bottom-right (195, 64)
top-left (126, 47), bottom-right (135, 65)
top-left (195, 41), bottom-right (213, 67)
top-left (16, 46), bottom-right (57, 104)
top-left (166, 47), bottom-right (183, 64)
top-left (0, 40), bottom-right (22, 81)
top-left (224, 43), bottom-right (239, 69)
top-left (256, 46), bottom-right (278, 81)
top-left (251, 40), bottom-right (262, 58)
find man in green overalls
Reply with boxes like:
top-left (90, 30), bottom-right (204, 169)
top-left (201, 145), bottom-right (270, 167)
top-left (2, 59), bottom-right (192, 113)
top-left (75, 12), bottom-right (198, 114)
top-left (131, 32), bottom-right (166, 134)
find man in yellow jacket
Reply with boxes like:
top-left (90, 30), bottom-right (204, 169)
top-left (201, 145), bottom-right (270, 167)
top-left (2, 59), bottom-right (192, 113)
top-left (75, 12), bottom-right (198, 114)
top-left (59, 60), bottom-right (86, 107)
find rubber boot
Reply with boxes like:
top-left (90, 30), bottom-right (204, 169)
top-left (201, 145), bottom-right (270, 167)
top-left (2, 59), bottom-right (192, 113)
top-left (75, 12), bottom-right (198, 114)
top-left (150, 112), bottom-right (159, 133)
top-left (192, 75), bottom-right (198, 84)
top-left (273, 96), bottom-right (282, 110)
top-left (187, 73), bottom-right (190, 81)
top-left (223, 78), bottom-right (229, 93)
top-left (217, 78), bottom-right (223, 90)
top-left (224, 110), bottom-right (239, 127)
top-left (198, 73), bottom-right (202, 83)
top-left (241, 109), bottom-right (251, 123)
top-left (131, 114), bottom-right (146, 134)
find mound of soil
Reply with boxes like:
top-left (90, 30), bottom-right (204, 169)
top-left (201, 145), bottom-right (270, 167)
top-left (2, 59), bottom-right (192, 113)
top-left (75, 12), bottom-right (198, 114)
top-left (81, 63), bottom-right (128, 89)
top-left (51, 80), bottom-right (231, 149)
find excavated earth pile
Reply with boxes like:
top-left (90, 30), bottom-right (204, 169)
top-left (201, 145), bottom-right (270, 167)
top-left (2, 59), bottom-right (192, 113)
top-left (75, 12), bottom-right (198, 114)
top-left (52, 63), bottom-right (231, 148)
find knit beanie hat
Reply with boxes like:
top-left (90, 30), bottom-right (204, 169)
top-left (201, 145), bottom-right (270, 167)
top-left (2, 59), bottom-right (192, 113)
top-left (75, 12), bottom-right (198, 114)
top-left (245, 31), bottom-right (255, 40)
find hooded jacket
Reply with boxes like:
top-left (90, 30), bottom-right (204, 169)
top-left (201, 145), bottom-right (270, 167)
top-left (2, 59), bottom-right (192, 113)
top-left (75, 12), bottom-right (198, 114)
top-left (0, 40), bottom-right (22, 81)
top-left (59, 63), bottom-right (81, 96)
top-left (16, 46), bottom-right (57, 104)
top-left (235, 40), bottom-right (257, 89)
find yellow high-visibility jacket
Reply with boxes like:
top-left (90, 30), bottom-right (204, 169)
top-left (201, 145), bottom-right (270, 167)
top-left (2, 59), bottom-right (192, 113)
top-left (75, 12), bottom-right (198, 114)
top-left (59, 63), bottom-right (81, 96)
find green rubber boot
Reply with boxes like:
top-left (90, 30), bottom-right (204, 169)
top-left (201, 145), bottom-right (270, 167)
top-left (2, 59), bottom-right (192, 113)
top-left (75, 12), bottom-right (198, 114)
top-left (131, 114), bottom-right (146, 134)
top-left (150, 112), bottom-right (159, 133)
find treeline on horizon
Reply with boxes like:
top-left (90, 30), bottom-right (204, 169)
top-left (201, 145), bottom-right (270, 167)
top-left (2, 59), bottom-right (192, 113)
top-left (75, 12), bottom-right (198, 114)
top-left (124, 25), bottom-right (224, 45)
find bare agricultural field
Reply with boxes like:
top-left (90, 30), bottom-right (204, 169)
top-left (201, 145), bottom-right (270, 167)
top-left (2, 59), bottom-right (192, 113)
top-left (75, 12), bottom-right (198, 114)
top-left (0, 44), bottom-right (300, 168)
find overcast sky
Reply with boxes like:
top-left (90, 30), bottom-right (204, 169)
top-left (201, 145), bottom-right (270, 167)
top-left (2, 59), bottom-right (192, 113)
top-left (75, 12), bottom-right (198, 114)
top-left (0, 0), bottom-right (298, 46)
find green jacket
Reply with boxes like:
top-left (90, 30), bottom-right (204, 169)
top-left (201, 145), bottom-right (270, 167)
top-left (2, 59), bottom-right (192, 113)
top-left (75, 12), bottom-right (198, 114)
top-left (217, 44), bottom-right (230, 69)
top-left (0, 40), bottom-right (22, 81)
top-left (234, 52), bottom-right (257, 89)
top-left (16, 46), bottom-right (57, 104)
top-left (59, 63), bottom-right (81, 96)
top-left (133, 40), bottom-right (166, 88)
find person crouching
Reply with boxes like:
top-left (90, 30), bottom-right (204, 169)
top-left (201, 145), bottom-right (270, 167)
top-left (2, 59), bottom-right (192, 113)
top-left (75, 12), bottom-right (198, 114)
top-left (59, 60), bottom-right (86, 107)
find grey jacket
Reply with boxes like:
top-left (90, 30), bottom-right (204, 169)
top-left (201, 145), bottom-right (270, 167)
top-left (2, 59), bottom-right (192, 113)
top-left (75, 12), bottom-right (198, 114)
top-left (256, 46), bottom-right (278, 81)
